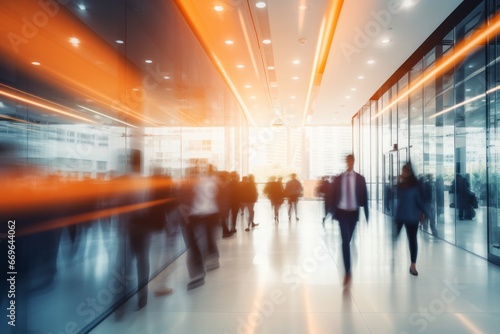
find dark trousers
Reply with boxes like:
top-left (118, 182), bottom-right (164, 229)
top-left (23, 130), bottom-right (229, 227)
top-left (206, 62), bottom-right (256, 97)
top-left (288, 196), bottom-right (299, 218)
top-left (181, 213), bottom-right (219, 279)
top-left (242, 202), bottom-right (255, 227)
top-left (394, 221), bottom-right (419, 263)
top-left (336, 209), bottom-right (359, 274)
top-left (129, 224), bottom-right (152, 304)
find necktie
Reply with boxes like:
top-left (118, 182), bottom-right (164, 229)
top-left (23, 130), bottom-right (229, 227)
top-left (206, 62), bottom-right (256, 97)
top-left (346, 173), bottom-right (353, 209)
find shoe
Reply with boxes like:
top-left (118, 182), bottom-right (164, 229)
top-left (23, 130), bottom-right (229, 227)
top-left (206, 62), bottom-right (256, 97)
top-left (187, 275), bottom-right (205, 290)
top-left (409, 267), bottom-right (418, 276)
top-left (343, 273), bottom-right (351, 286)
top-left (245, 228), bottom-right (250, 232)
top-left (251, 222), bottom-right (259, 228)
top-left (138, 294), bottom-right (147, 309)
top-left (205, 257), bottom-right (220, 271)
top-left (296, 217), bottom-right (299, 221)
top-left (154, 287), bottom-right (173, 296)
top-left (222, 232), bottom-right (233, 238)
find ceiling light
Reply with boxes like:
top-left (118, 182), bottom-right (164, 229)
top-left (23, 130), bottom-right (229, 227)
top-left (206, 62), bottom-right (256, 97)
top-left (163, 76), bottom-right (171, 79)
top-left (267, 66), bottom-right (275, 70)
top-left (236, 64), bottom-right (245, 69)
top-left (351, 88), bottom-right (356, 91)
top-left (367, 59), bottom-right (375, 64)
top-left (401, 0), bottom-right (417, 8)
top-left (346, 96), bottom-right (351, 99)
top-left (297, 4), bottom-right (310, 10)
top-left (381, 38), bottom-right (391, 44)
top-left (262, 39), bottom-right (271, 44)
top-left (250, 96), bottom-right (256, 99)
top-left (214, 5), bottom-right (223, 11)
top-left (69, 37), bottom-right (80, 46)
top-left (270, 83), bottom-right (278, 87)
top-left (256, 2), bottom-right (266, 8)
top-left (291, 96), bottom-right (296, 99)
top-left (145, 59), bottom-right (153, 63)
top-left (116, 39), bottom-right (124, 44)
top-left (292, 59), bottom-right (300, 64)
top-left (292, 76), bottom-right (299, 80)
top-left (78, 4), bottom-right (86, 10)
top-left (358, 75), bottom-right (364, 79)
top-left (244, 85), bottom-right (252, 88)
top-left (31, 61), bottom-right (41, 66)
top-left (225, 40), bottom-right (234, 45)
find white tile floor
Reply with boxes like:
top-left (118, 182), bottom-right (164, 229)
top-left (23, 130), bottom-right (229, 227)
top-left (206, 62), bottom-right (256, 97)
top-left (90, 201), bottom-right (500, 334)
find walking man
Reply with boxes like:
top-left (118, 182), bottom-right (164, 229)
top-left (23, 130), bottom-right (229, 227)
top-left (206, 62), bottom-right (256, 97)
top-left (331, 154), bottom-right (369, 286)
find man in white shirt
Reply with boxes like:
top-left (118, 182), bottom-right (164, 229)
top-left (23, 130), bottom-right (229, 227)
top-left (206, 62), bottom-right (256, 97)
top-left (330, 154), bottom-right (369, 286)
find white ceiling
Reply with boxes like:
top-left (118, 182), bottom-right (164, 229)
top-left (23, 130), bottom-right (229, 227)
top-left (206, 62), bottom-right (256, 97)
top-left (178, 0), bottom-right (464, 126)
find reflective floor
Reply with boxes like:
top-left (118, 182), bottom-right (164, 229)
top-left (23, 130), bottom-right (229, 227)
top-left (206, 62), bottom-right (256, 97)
top-left (90, 201), bottom-right (500, 334)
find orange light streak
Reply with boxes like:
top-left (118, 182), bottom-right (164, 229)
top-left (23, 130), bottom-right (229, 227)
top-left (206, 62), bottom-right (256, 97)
top-left (372, 11), bottom-right (500, 120)
top-left (0, 85), bottom-right (95, 123)
top-left (18, 198), bottom-right (176, 236)
top-left (303, 0), bottom-right (344, 125)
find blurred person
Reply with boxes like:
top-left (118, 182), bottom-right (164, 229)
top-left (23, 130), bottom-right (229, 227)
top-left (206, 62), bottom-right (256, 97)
top-left (420, 174), bottom-right (438, 237)
top-left (228, 171), bottom-right (241, 233)
top-left (241, 174), bottom-right (259, 231)
top-left (264, 176), bottom-right (285, 225)
top-left (330, 154), bottom-right (369, 286)
top-left (393, 162), bottom-right (430, 276)
top-left (315, 176), bottom-right (332, 226)
top-left (216, 170), bottom-right (233, 238)
top-left (285, 173), bottom-right (303, 222)
top-left (179, 163), bottom-right (220, 290)
top-left (116, 149), bottom-right (173, 311)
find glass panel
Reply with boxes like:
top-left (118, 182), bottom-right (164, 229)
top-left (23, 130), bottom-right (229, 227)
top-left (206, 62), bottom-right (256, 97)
top-left (398, 74), bottom-right (409, 150)
top-left (453, 4), bottom-right (487, 257)
top-left (488, 16), bottom-right (500, 259)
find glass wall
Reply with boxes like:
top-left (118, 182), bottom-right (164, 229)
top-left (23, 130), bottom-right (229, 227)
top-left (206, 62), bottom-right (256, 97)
top-left (355, 0), bottom-right (500, 264)
top-left (0, 1), bottom-right (246, 333)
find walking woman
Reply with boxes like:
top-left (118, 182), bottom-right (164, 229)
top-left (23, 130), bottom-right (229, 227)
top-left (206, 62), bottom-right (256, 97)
top-left (394, 162), bottom-right (430, 276)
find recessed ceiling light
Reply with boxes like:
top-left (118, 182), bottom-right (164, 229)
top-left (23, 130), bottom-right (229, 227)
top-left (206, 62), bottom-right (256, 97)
top-left (351, 88), bottom-right (356, 91)
top-left (236, 64), bottom-right (245, 69)
top-left (292, 59), bottom-right (300, 64)
top-left (145, 59), bottom-right (153, 63)
top-left (116, 39), bottom-right (124, 44)
top-left (244, 85), bottom-right (252, 88)
top-left (262, 39), bottom-right (271, 44)
top-left (291, 96), bottom-right (296, 99)
top-left (381, 38), bottom-right (391, 44)
top-left (401, 0), bottom-right (417, 8)
top-left (358, 75), bottom-right (364, 79)
top-left (31, 61), bottom-right (41, 66)
top-left (132, 88), bottom-right (140, 91)
top-left (78, 4), bottom-right (86, 10)
top-left (256, 2), bottom-right (266, 8)
top-left (69, 37), bottom-right (80, 46)
top-left (367, 59), bottom-right (375, 64)
top-left (225, 40), bottom-right (234, 45)
top-left (297, 4), bottom-right (310, 10)
top-left (214, 5), bottom-right (223, 11)
top-left (292, 76), bottom-right (299, 80)
top-left (267, 66), bottom-right (275, 70)
top-left (346, 96), bottom-right (351, 99)
top-left (163, 76), bottom-right (171, 79)
top-left (250, 96), bottom-right (256, 99)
